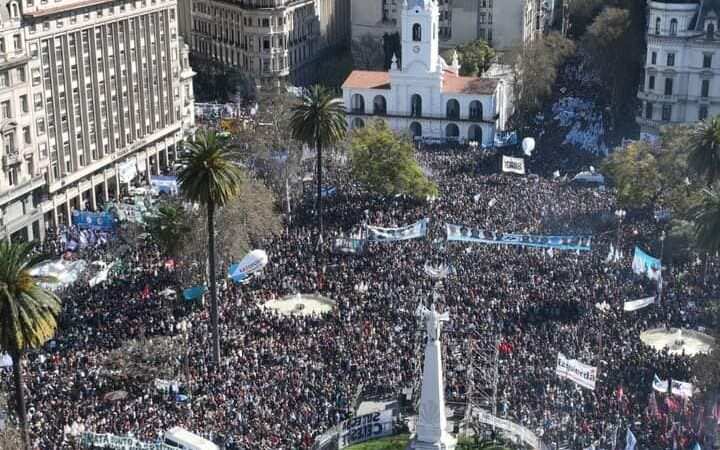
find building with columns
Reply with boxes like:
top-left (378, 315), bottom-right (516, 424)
top-left (350, 0), bottom-right (554, 55)
top-left (182, 0), bottom-right (350, 88)
top-left (0, 0), bottom-right (195, 242)
top-left (342, 0), bottom-right (513, 146)
top-left (638, 0), bottom-right (720, 138)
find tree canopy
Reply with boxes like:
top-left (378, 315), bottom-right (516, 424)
top-left (455, 39), bottom-right (495, 76)
top-left (349, 120), bottom-right (438, 199)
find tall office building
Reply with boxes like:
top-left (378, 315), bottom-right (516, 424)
top-left (0, 0), bottom-right (195, 242)
top-left (351, 0), bottom-right (553, 54)
top-left (183, 0), bottom-right (350, 87)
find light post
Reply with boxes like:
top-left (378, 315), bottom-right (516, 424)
top-left (614, 209), bottom-right (626, 258)
top-left (178, 320), bottom-right (192, 391)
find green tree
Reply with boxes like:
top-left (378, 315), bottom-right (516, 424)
top-left (290, 85), bottom-right (346, 241)
top-left (693, 186), bottom-right (720, 255)
top-left (177, 129), bottom-right (243, 366)
top-left (602, 141), bottom-right (661, 208)
top-left (688, 116), bottom-right (720, 186)
top-left (349, 120), bottom-right (438, 199)
top-left (144, 201), bottom-right (192, 258)
top-left (456, 39), bottom-right (495, 76)
top-left (0, 242), bottom-right (62, 449)
top-left (512, 32), bottom-right (575, 128)
top-left (693, 346), bottom-right (720, 397)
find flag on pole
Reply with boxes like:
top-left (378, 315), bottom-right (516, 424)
top-left (625, 428), bottom-right (637, 450)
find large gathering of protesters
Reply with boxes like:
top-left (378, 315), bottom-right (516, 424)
top-left (1, 127), bottom-right (719, 450)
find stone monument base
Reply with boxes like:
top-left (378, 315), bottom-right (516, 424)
top-left (407, 435), bottom-right (456, 450)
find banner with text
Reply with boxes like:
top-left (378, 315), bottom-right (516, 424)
top-left (446, 224), bottom-right (591, 251)
top-left (502, 155), bottom-right (526, 175)
top-left (71, 210), bottom-right (116, 231)
top-left (338, 410), bottom-right (395, 449)
top-left (632, 246), bottom-right (661, 281)
top-left (332, 238), bottom-right (366, 255)
top-left (653, 375), bottom-right (694, 398)
top-left (623, 296), bottom-right (656, 312)
top-left (366, 219), bottom-right (429, 242)
top-left (556, 353), bottom-right (597, 390)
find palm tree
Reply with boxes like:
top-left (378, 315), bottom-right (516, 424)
top-left (693, 186), bottom-right (720, 254)
top-left (289, 85), bottom-right (346, 241)
top-left (0, 242), bottom-right (62, 449)
top-left (144, 201), bottom-right (191, 258)
top-left (689, 116), bottom-right (720, 186)
top-left (177, 129), bottom-right (243, 366)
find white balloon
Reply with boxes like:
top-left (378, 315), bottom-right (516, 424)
top-left (522, 137), bottom-right (536, 156)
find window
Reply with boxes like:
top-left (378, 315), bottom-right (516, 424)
top-left (12, 34), bottom-right (20, 51)
top-left (4, 132), bottom-right (14, 154)
top-left (708, 22), bottom-right (716, 39)
top-left (646, 102), bottom-right (653, 119)
top-left (36, 118), bottom-right (45, 135)
top-left (0, 71), bottom-right (8, 88)
top-left (667, 53), bottom-right (675, 66)
top-left (22, 126), bottom-right (30, 144)
top-left (655, 17), bottom-right (661, 35)
top-left (669, 18), bottom-right (678, 36)
top-left (350, 94), bottom-right (364, 113)
top-left (702, 79), bottom-right (710, 97)
top-left (699, 105), bottom-right (709, 120)
top-left (704, 53), bottom-right (713, 68)
top-left (1, 101), bottom-right (10, 119)
top-left (651, 51), bottom-right (657, 65)
top-left (33, 93), bottom-right (42, 110)
top-left (413, 23), bottom-right (422, 41)
top-left (446, 99), bottom-right (460, 120)
top-left (411, 94), bottom-right (422, 117)
top-left (648, 75), bottom-right (655, 90)
top-left (20, 95), bottom-right (27, 113)
top-left (664, 78), bottom-right (673, 96)
top-left (662, 104), bottom-right (672, 121)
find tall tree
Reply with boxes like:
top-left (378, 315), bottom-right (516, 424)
top-left (144, 201), bottom-right (192, 259)
top-left (289, 85), bottom-right (346, 243)
top-left (177, 129), bottom-right (243, 366)
top-left (602, 141), bottom-right (661, 208)
top-left (693, 186), bottom-right (720, 255)
top-left (688, 116), bottom-right (720, 187)
top-left (0, 242), bottom-right (62, 449)
top-left (350, 120), bottom-right (438, 199)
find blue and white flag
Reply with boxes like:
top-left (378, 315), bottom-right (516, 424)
top-left (320, 186), bottom-right (337, 198)
top-left (625, 428), bottom-right (637, 450)
top-left (446, 224), bottom-right (591, 251)
top-left (692, 442), bottom-right (702, 450)
top-left (632, 246), bottom-right (661, 280)
top-left (366, 218), bottom-right (429, 242)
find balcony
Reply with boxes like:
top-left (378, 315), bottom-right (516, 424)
top-left (2, 151), bottom-right (20, 168)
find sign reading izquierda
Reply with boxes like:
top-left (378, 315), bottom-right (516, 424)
top-left (338, 410), bottom-right (396, 448)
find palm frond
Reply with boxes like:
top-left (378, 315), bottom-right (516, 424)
top-left (289, 85), bottom-right (346, 147)
top-left (693, 186), bottom-right (720, 253)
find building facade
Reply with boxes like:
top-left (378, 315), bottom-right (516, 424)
top-left (350, 0), bottom-right (552, 54)
top-left (0, 0), bottom-right (195, 242)
top-left (342, 0), bottom-right (513, 146)
top-left (184, 0), bottom-right (350, 87)
top-left (638, 0), bottom-right (720, 137)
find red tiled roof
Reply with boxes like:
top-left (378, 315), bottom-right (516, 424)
top-left (342, 69), bottom-right (499, 95)
top-left (25, 0), bottom-right (114, 18)
top-left (342, 71), bottom-right (391, 90)
top-left (442, 71), bottom-right (499, 95)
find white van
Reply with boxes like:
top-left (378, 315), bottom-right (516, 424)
top-left (164, 427), bottom-right (219, 450)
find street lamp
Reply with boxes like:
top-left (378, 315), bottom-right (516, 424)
top-left (177, 320), bottom-right (192, 390)
top-left (614, 209), bottom-right (626, 255)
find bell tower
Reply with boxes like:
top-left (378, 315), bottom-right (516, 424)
top-left (400, 0), bottom-right (440, 74)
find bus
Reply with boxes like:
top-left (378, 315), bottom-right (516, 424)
top-left (163, 427), bottom-right (219, 450)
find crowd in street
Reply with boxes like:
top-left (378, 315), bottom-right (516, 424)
top-left (1, 144), bottom-right (718, 450)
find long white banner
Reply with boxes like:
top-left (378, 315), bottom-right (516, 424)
top-left (338, 410), bottom-right (395, 448)
top-left (653, 375), bottom-right (693, 398)
top-left (556, 353), bottom-right (597, 390)
top-left (502, 155), bottom-right (525, 175)
top-left (623, 296), bottom-right (655, 312)
top-left (366, 218), bottom-right (429, 242)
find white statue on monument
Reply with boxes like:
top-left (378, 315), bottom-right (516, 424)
top-left (410, 304), bottom-right (457, 450)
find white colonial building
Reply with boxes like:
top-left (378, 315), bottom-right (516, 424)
top-left (342, 0), bottom-right (513, 146)
top-left (638, 0), bottom-right (720, 137)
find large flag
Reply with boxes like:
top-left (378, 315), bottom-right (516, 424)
top-left (625, 428), bottom-right (637, 450)
top-left (632, 246), bottom-right (661, 280)
top-left (653, 374), bottom-right (694, 398)
top-left (623, 296), bottom-right (655, 311)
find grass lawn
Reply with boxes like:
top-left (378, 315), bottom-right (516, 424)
top-left (345, 434), bottom-right (410, 450)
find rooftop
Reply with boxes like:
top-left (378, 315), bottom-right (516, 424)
top-left (342, 70), bottom-right (499, 95)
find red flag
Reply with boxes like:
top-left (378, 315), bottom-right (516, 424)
top-left (141, 284), bottom-right (150, 300)
top-left (164, 259), bottom-right (175, 271)
top-left (616, 385), bottom-right (624, 402)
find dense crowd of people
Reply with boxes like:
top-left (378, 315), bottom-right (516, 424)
top-left (1, 142), bottom-right (718, 450)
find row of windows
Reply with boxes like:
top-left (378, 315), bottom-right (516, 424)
top-left (350, 94), bottom-right (485, 120)
top-left (649, 50), bottom-right (714, 68)
top-left (644, 102), bottom-right (710, 121)
top-left (653, 16), bottom-right (715, 38)
top-left (646, 75), bottom-right (712, 98)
